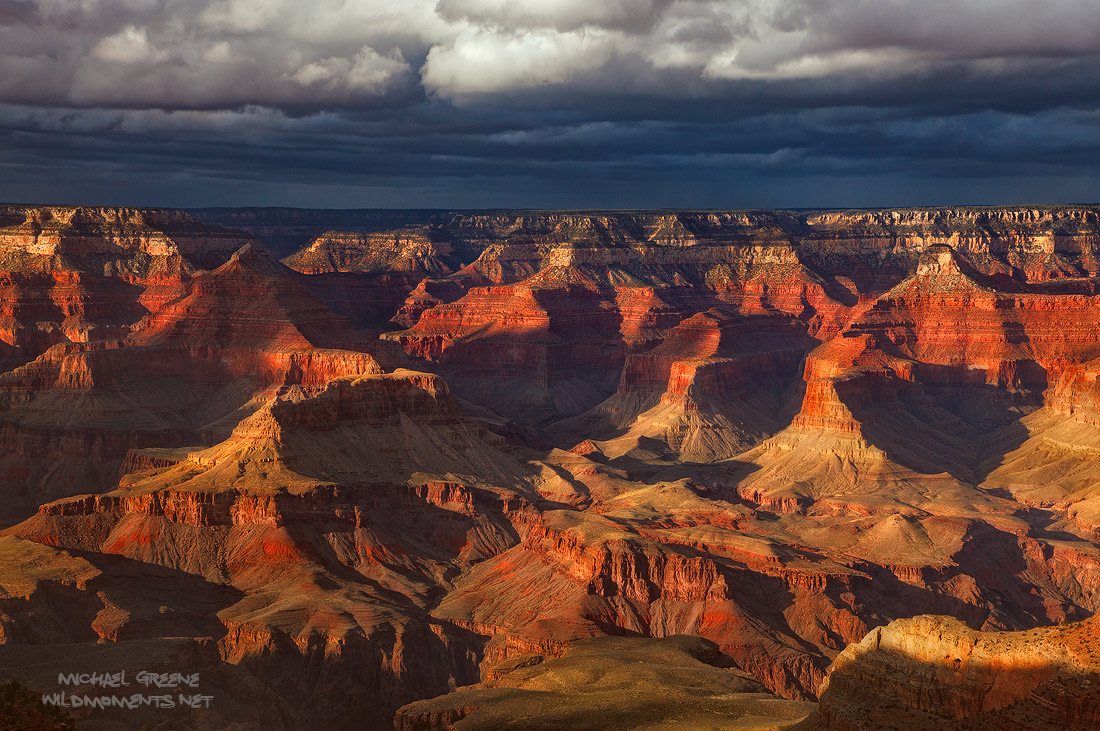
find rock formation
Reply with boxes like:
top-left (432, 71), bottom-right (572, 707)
top-left (817, 614), bottom-right (1100, 729)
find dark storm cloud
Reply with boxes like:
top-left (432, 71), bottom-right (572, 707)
top-left (0, 0), bottom-right (1098, 207)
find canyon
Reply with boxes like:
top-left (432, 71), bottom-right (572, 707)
top-left (2, 204), bottom-right (1100, 729)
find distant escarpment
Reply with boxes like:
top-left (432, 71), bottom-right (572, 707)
top-left (279, 206), bottom-right (1100, 291)
top-left (266, 206), bottom-right (1100, 427)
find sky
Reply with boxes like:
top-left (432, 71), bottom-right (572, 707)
top-left (1, 0), bottom-right (1099, 209)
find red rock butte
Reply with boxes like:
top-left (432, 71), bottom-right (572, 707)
top-left (2, 204), bottom-right (1100, 729)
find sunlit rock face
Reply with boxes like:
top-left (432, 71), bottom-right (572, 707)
top-left (817, 614), bottom-right (1100, 729)
top-left (0, 206), bottom-right (252, 372)
top-left (394, 635), bottom-right (816, 730)
top-left (3, 205), bottom-right (1100, 728)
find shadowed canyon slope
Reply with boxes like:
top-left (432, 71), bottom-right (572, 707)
top-left (3, 205), bottom-right (1100, 729)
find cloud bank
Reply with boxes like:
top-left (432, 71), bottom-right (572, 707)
top-left (0, 0), bottom-right (1098, 207)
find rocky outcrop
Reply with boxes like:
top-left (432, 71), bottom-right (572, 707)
top-left (817, 614), bottom-right (1100, 730)
top-left (284, 230), bottom-right (460, 276)
top-left (383, 267), bottom-right (629, 425)
top-left (0, 206), bottom-right (254, 372)
top-left (574, 308), bottom-right (815, 461)
top-left (0, 205), bottom-right (251, 273)
top-left (619, 308), bottom-right (810, 396)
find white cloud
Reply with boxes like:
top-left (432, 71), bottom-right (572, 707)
top-left (201, 41), bottom-right (237, 64)
top-left (91, 25), bottom-right (168, 64)
top-left (0, 0), bottom-right (1098, 108)
top-left (199, 0), bottom-right (282, 34)
top-left (290, 47), bottom-right (409, 93)
top-left (422, 27), bottom-right (616, 95)
top-left (704, 45), bottom-right (929, 81)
